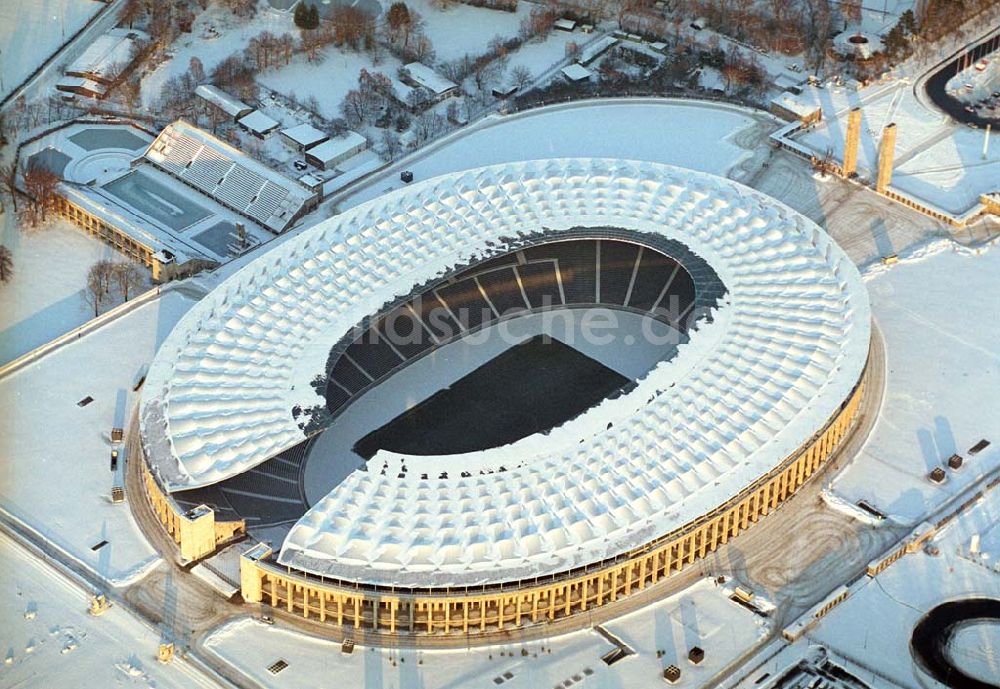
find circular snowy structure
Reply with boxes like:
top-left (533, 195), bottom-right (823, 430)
top-left (140, 159), bottom-right (870, 629)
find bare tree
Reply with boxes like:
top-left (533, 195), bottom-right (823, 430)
top-left (0, 161), bottom-right (19, 213)
top-left (380, 129), bottom-right (403, 161)
top-left (86, 262), bottom-right (111, 317)
top-left (0, 245), bottom-right (12, 284)
top-left (21, 163), bottom-right (60, 227)
top-left (510, 64), bottom-right (533, 91)
top-left (112, 261), bottom-right (144, 301)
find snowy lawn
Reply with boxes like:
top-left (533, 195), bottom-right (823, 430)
top-left (0, 0), bottom-right (105, 100)
top-left (0, 531), bottom-right (219, 689)
top-left (341, 99), bottom-right (757, 207)
top-left (203, 578), bottom-right (766, 689)
top-left (0, 215), bottom-right (150, 365)
top-left (141, 3), bottom-right (295, 107)
top-left (0, 288), bottom-right (197, 586)
top-left (406, 0), bottom-right (531, 63)
top-left (831, 241), bottom-right (1000, 524)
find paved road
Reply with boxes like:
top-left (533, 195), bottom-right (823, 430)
top-left (919, 25), bottom-right (1000, 129)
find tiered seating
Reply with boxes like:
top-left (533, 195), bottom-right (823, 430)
top-left (517, 262), bottom-right (562, 308)
top-left (376, 307), bottom-right (433, 360)
top-left (476, 267), bottom-right (528, 317)
top-left (436, 279), bottom-right (494, 331)
top-left (143, 121), bottom-right (314, 233)
top-left (174, 441), bottom-right (311, 526)
top-left (321, 238), bottom-right (705, 421)
top-left (246, 182), bottom-right (288, 221)
top-left (344, 334), bottom-right (405, 380)
top-left (629, 250), bottom-right (680, 311)
top-left (598, 241), bottom-right (640, 305)
top-left (217, 165), bottom-right (264, 210)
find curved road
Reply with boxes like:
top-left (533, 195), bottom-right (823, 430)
top-left (922, 29), bottom-right (1000, 128)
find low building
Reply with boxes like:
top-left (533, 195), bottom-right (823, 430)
top-left (237, 110), bottom-right (280, 139)
top-left (561, 64), bottom-right (593, 83)
top-left (305, 131), bottom-right (367, 170)
top-left (195, 85), bottom-right (253, 121)
top-left (578, 36), bottom-right (618, 66)
top-left (770, 90), bottom-right (823, 126)
top-left (56, 28), bottom-right (149, 100)
top-left (280, 123), bottom-right (329, 152)
top-left (554, 18), bottom-right (576, 32)
top-left (400, 62), bottom-right (458, 100)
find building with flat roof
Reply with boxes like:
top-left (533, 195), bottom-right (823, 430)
top-left (237, 110), bottom-right (280, 139)
top-left (280, 123), bottom-right (329, 152)
top-left (304, 131), bottom-right (367, 170)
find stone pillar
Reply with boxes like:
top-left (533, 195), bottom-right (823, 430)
top-left (843, 107), bottom-right (862, 177)
top-left (876, 123), bottom-right (897, 193)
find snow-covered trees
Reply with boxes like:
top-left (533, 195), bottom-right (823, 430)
top-left (0, 245), bottom-right (12, 285)
top-left (21, 163), bottom-right (60, 228)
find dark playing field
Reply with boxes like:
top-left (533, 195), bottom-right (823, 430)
top-left (354, 335), bottom-right (630, 458)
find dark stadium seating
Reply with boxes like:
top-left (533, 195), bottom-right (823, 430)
top-left (598, 241), bottom-right (640, 306)
top-left (476, 267), bottom-right (529, 316)
top-left (173, 440), bottom-right (311, 526)
top-left (321, 237), bottom-right (721, 419)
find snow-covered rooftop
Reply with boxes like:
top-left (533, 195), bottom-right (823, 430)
top-left (65, 28), bottom-right (147, 84)
top-left (578, 35), bottom-right (618, 65)
top-left (236, 110), bottom-right (279, 135)
top-left (195, 84), bottom-right (252, 118)
top-left (402, 62), bottom-right (457, 95)
top-left (770, 89), bottom-right (823, 118)
top-left (562, 64), bottom-right (593, 82)
top-left (280, 122), bottom-right (328, 148)
top-left (140, 159), bottom-right (870, 587)
top-left (305, 131), bottom-right (366, 164)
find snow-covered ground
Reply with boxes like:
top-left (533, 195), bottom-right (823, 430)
top-left (0, 216), bottom-right (150, 365)
top-left (0, 531), bottom-right (220, 689)
top-left (339, 100), bottom-right (758, 207)
top-left (0, 287), bottom-right (197, 585)
top-left (204, 577), bottom-right (768, 689)
top-left (831, 240), bottom-right (1000, 525)
top-left (141, 3), bottom-right (294, 108)
top-left (0, 0), bottom-right (105, 101)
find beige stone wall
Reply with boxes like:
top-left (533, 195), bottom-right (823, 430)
top-left (240, 352), bottom-right (870, 637)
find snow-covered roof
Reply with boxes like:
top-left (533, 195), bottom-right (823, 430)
top-left (140, 159), bottom-right (870, 587)
top-left (280, 122), bottom-right (328, 148)
top-left (402, 62), bottom-right (457, 95)
top-left (578, 36), bottom-right (618, 65)
top-left (305, 131), bottom-right (366, 164)
top-left (562, 63), bottom-right (593, 81)
top-left (65, 28), bottom-right (147, 83)
top-left (195, 85), bottom-right (252, 118)
top-left (143, 120), bottom-right (315, 233)
top-left (554, 18), bottom-right (576, 31)
top-left (770, 89), bottom-right (822, 118)
top-left (236, 110), bottom-right (280, 134)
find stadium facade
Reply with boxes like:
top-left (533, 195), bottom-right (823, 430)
top-left (136, 159), bottom-right (872, 638)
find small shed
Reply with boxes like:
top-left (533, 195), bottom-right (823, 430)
top-left (237, 110), bottom-right (280, 139)
top-left (305, 131), bottom-right (367, 170)
top-left (280, 123), bottom-right (329, 152)
top-left (554, 18), bottom-right (576, 32)
top-left (561, 63), bottom-right (593, 83)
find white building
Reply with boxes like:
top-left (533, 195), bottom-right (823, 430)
top-left (400, 62), bottom-right (458, 100)
top-left (195, 85), bottom-right (253, 121)
top-left (237, 110), bottom-right (280, 139)
top-left (280, 123), bottom-right (329, 152)
top-left (561, 64), bottom-right (593, 83)
top-left (305, 131), bottom-right (367, 170)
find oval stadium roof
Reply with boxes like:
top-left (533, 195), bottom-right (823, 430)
top-left (140, 158), bottom-right (870, 587)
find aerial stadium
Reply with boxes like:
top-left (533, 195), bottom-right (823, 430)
top-left (134, 158), bottom-right (872, 639)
